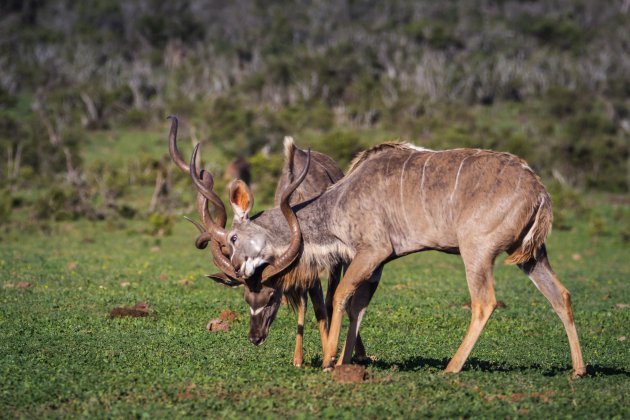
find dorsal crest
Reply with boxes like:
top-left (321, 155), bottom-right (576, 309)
top-left (347, 142), bottom-right (431, 174)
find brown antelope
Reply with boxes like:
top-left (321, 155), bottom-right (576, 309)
top-left (167, 117), bottom-right (369, 366)
top-left (186, 138), bottom-right (586, 378)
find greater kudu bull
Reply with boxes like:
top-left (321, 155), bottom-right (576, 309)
top-left (168, 117), bottom-right (368, 366)
top-left (184, 139), bottom-right (586, 378)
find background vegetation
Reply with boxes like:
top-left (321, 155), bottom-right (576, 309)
top-left (0, 0), bottom-right (629, 417)
top-left (1, 0), bottom-right (629, 226)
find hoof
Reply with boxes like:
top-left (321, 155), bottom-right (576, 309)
top-left (354, 355), bottom-right (374, 365)
top-left (571, 366), bottom-right (587, 379)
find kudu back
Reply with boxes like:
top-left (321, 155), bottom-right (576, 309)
top-left (213, 142), bottom-right (585, 377)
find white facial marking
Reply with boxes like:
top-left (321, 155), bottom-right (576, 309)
top-left (250, 306), bottom-right (265, 316)
top-left (244, 257), bottom-right (266, 278)
top-left (249, 237), bottom-right (264, 253)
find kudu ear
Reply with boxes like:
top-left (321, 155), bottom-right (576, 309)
top-left (207, 272), bottom-right (243, 288)
top-left (229, 180), bottom-right (254, 221)
top-left (283, 136), bottom-right (296, 180)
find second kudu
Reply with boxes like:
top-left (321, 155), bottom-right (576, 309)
top-left (168, 117), bottom-right (369, 366)
top-left (184, 138), bottom-right (586, 377)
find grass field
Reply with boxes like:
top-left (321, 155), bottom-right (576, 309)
top-left (1, 198), bottom-right (629, 418)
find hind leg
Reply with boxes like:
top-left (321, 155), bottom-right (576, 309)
top-left (445, 247), bottom-right (498, 373)
top-left (293, 291), bottom-right (308, 367)
top-left (308, 278), bottom-right (329, 356)
top-left (520, 245), bottom-right (586, 378)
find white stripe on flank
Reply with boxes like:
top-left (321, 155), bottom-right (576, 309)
top-left (450, 151), bottom-right (481, 202)
top-left (420, 153), bottom-right (433, 193)
top-left (399, 153), bottom-right (414, 231)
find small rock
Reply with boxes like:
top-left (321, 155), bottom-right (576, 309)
top-left (207, 319), bottom-right (230, 332)
top-left (219, 309), bottom-right (237, 322)
top-left (571, 253), bottom-right (582, 261)
top-left (619, 336), bottom-right (626, 342)
top-left (120, 282), bottom-right (131, 288)
top-left (332, 365), bottom-right (368, 383)
top-left (615, 303), bottom-right (630, 309)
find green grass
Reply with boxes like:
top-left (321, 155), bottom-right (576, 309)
top-left (1, 205), bottom-right (629, 418)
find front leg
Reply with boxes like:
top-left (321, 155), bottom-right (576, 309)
top-left (326, 263), bottom-right (368, 362)
top-left (338, 268), bottom-right (381, 366)
top-left (293, 291), bottom-right (308, 367)
top-left (323, 250), bottom-right (389, 370)
top-left (308, 278), bottom-right (328, 356)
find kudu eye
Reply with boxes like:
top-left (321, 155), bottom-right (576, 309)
top-left (230, 234), bottom-right (237, 244)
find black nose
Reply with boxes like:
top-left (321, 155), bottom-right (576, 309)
top-left (249, 335), bottom-right (264, 346)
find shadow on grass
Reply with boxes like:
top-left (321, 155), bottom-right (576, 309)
top-left (583, 365), bottom-right (630, 378)
top-left (310, 356), bottom-right (630, 377)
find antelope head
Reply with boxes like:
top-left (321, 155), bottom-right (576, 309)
top-left (168, 116), bottom-right (309, 345)
top-left (189, 143), bottom-right (310, 345)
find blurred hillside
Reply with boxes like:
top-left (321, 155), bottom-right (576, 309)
top-left (0, 0), bottom-right (629, 227)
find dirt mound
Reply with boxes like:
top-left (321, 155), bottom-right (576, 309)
top-left (333, 365), bottom-right (368, 383)
top-left (207, 319), bottom-right (230, 332)
top-left (219, 309), bottom-right (237, 321)
top-left (4, 281), bottom-right (32, 289)
top-left (109, 301), bottom-right (150, 318)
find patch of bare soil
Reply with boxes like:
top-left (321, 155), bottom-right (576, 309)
top-left (206, 319), bottom-right (230, 332)
top-left (109, 301), bottom-right (150, 318)
top-left (207, 308), bottom-right (238, 332)
top-left (486, 390), bottom-right (554, 403)
top-left (219, 309), bottom-right (237, 321)
top-left (332, 364), bottom-right (368, 383)
top-left (4, 281), bottom-right (32, 289)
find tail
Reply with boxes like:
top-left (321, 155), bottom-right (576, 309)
top-left (505, 193), bottom-right (553, 265)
